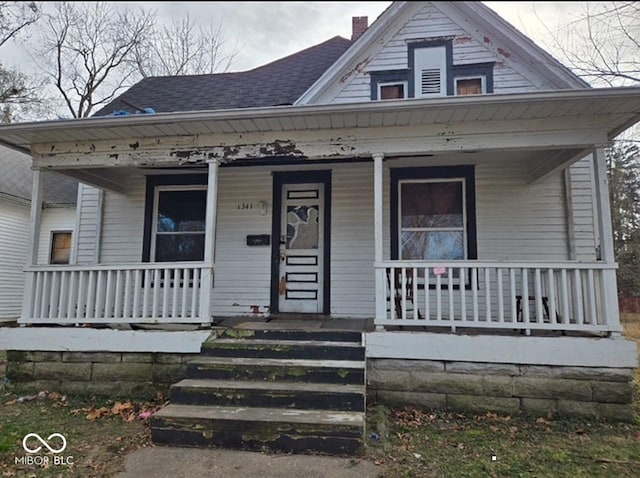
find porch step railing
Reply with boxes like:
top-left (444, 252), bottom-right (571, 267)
top-left (20, 263), bottom-right (211, 324)
top-left (375, 261), bottom-right (621, 334)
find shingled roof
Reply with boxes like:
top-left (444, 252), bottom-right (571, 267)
top-left (0, 147), bottom-right (77, 206)
top-left (95, 36), bottom-right (352, 116)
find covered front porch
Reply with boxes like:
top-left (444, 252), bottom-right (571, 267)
top-left (3, 89), bottom-right (637, 339)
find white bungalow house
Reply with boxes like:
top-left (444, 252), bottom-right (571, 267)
top-left (0, 1), bottom-right (638, 455)
top-left (0, 146), bottom-right (77, 321)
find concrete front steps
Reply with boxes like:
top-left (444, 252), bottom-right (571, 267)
top-left (150, 328), bottom-right (366, 456)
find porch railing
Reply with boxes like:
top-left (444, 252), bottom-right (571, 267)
top-left (20, 263), bottom-right (211, 324)
top-left (375, 261), bottom-right (621, 334)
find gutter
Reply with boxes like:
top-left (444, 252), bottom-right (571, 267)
top-left (0, 87), bottom-right (638, 134)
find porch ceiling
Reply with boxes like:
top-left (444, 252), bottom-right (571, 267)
top-left (0, 88), bottom-right (639, 153)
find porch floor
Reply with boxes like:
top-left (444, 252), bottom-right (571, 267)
top-left (209, 316), bottom-right (607, 338)
top-left (211, 315), bottom-right (374, 333)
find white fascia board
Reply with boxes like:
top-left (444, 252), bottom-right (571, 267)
top-left (447, 1), bottom-right (588, 89)
top-left (1, 88), bottom-right (640, 150)
top-left (295, 1), bottom-right (413, 105)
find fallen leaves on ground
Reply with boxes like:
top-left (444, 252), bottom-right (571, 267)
top-left (71, 399), bottom-right (166, 422)
top-left (4, 390), bottom-right (67, 406)
top-left (393, 407), bottom-right (438, 428)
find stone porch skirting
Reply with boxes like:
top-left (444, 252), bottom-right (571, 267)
top-left (367, 359), bottom-right (635, 421)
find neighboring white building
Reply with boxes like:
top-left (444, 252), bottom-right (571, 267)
top-left (0, 147), bottom-right (77, 321)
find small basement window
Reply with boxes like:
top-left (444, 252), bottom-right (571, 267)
top-left (50, 231), bottom-right (72, 264)
top-left (455, 76), bottom-right (485, 96)
top-left (378, 81), bottom-right (407, 100)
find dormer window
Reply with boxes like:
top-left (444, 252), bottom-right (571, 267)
top-left (379, 81), bottom-right (407, 100)
top-left (370, 41), bottom-right (494, 101)
top-left (455, 76), bottom-right (485, 96)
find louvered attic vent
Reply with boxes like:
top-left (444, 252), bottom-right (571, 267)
top-left (421, 68), bottom-right (441, 95)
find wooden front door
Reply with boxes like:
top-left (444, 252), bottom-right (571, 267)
top-left (272, 173), bottom-right (329, 314)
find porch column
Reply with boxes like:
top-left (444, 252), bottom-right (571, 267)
top-left (592, 146), bottom-right (621, 332)
top-left (373, 153), bottom-right (386, 329)
top-left (20, 169), bottom-right (43, 323)
top-left (199, 159), bottom-right (220, 323)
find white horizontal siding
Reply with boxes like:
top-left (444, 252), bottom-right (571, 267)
top-left (36, 206), bottom-right (76, 265)
top-left (211, 163), bottom-right (377, 318)
top-left (475, 160), bottom-right (569, 259)
top-left (331, 164), bottom-right (375, 317)
top-left (332, 2), bottom-right (536, 103)
top-left (568, 156), bottom-right (597, 260)
top-left (91, 157), bottom-right (573, 319)
top-left (211, 168), bottom-right (272, 316)
top-left (0, 199), bottom-right (29, 319)
top-left (99, 176), bottom-right (145, 264)
top-left (75, 184), bottom-right (103, 264)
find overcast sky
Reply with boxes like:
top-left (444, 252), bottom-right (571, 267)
top-left (143, 1), bottom-right (581, 71)
top-left (4, 1), bottom-right (584, 73)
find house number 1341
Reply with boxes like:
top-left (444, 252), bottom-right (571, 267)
top-left (237, 202), bottom-right (254, 210)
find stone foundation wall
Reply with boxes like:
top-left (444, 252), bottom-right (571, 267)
top-left (5, 351), bottom-right (196, 397)
top-left (367, 359), bottom-right (636, 422)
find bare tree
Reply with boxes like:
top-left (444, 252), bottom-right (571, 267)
top-left (539, 1), bottom-right (640, 87)
top-left (134, 13), bottom-right (238, 78)
top-left (0, 1), bottom-right (43, 122)
top-left (34, 2), bottom-right (155, 118)
top-left (0, 1), bottom-right (39, 47)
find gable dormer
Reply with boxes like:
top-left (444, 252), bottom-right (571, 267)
top-left (370, 38), bottom-right (495, 100)
top-left (297, 2), bottom-right (587, 106)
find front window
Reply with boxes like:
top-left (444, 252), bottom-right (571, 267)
top-left (151, 187), bottom-right (206, 262)
top-left (390, 166), bottom-right (476, 262)
top-left (399, 179), bottom-right (466, 260)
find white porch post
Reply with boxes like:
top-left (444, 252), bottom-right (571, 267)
top-left (373, 153), bottom-right (386, 330)
top-left (592, 146), bottom-right (621, 332)
top-left (20, 169), bottom-right (43, 323)
top-left (199, 160), bottom-right (219, 323)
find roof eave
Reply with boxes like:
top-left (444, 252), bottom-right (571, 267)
top-left (0, 88), bottom-right (639, 149)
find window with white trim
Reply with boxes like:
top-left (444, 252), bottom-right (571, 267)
top-left (151, 186), bottom-right (207, 262)
top-left (455, 76), bottom-right (486, 96)
top-left (398, 179), bottom-right (467, 260)
top-left (378, 81), bottom-right (408, 100)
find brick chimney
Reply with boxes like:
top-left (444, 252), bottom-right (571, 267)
top-left (351, 16), bottom-right (368, 41)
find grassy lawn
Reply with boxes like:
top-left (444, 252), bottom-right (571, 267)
top-left (367, 313), bottom-right (640, 477)
top-left (0, 391), bottom-right (156, 477)
top-left (0, 315), bottom-right (638, 477)
top-left (622, 313), bottom-right (640, 418)
top-left (366, 406), bottom-right (640, 477)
